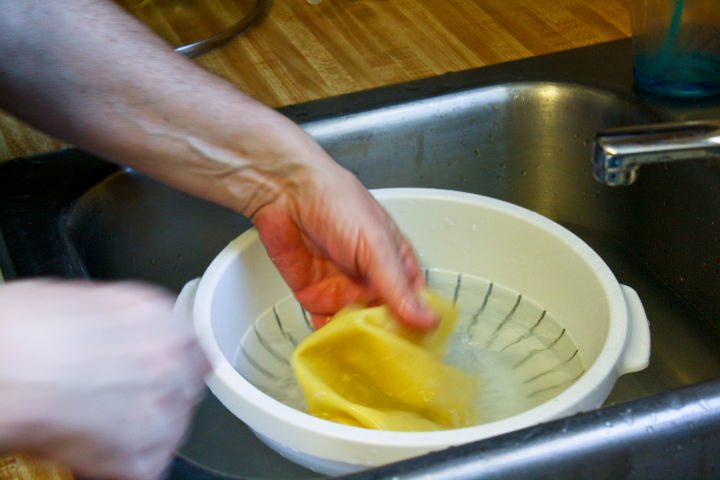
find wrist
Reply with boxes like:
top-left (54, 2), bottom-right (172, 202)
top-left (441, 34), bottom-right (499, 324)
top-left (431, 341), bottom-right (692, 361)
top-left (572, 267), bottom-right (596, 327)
top-left (182, 106), bottom-right (335, 218)
top-left (102, 86), bottom-right (332, 218)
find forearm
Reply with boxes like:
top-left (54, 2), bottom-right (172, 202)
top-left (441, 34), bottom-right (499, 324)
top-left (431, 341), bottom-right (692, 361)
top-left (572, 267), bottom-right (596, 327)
top-left (0, 0), bottom-right (330, 216)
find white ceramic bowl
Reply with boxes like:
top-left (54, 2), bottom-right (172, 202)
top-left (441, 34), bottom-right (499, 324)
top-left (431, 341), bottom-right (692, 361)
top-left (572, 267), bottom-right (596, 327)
top-left (175, 188), bottom-right (650, 476)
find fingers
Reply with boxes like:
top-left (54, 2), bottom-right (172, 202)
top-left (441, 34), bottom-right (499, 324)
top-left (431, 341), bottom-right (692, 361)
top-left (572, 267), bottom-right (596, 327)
top-left (253, 166), bottom-right (437, 331)
top-left (398, 233), bottom-right (427, 291)
top-left (314, 175), bottom-right (437, 329)
top-left (376, 261), bottom-right (439, 331)
top-left (358, 220), bottom-right (439, 331)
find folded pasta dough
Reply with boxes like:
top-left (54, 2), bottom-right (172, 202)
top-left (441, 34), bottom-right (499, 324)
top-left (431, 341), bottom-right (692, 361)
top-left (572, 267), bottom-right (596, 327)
top-left (291, 292), bottom-right (477, 431)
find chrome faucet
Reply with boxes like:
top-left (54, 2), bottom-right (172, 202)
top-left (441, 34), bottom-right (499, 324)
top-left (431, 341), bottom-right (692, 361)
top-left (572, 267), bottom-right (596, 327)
top-left (592, 120), bottom-right (720, 186)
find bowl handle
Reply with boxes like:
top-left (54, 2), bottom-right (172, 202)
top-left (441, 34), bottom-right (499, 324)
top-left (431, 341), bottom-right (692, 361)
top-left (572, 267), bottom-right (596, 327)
top-left (173, 278), bottom-right (201, 324)
top-left (618, 284), bottom-right (651, 375)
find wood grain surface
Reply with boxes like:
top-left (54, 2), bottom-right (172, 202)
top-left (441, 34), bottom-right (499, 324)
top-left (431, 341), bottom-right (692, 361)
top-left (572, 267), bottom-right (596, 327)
top-left (0, 456), bottom-right (72, 480)
top-left (0, 1), bottom-right (629, 478)
top-left (0, 0), bottom-right (630, 162)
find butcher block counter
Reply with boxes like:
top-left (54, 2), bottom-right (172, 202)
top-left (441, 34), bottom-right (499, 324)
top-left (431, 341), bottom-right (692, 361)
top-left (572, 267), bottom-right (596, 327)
top-left (0, 0), bottom-right (630, 479)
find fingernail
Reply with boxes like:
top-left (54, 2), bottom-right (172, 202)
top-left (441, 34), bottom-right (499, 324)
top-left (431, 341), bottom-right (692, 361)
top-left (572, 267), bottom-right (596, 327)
top-left (406, 295), bottom-right (439, 330)
top-left (418, 309), bottom-right (440, 330)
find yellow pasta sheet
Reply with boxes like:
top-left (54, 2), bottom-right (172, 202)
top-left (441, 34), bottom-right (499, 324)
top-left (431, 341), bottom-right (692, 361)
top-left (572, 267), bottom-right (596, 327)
top-left (291, 292), bottom-right (477, 431)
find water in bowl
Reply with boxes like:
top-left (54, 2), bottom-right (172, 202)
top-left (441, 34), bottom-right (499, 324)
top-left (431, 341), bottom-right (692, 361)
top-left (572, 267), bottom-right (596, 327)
top-left (234, 268), bottom-right (585, 426)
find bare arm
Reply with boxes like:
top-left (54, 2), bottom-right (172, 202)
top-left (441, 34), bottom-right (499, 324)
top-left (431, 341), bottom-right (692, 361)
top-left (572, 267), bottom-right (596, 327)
top-left (0, 0), bottom-right (323, 216)
top-left (0, 1), bottom-right (436, 324)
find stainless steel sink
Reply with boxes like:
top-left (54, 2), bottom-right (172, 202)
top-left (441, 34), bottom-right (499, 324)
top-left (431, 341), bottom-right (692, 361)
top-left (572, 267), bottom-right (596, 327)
top-left (1, 39), bottom-right (719, 479)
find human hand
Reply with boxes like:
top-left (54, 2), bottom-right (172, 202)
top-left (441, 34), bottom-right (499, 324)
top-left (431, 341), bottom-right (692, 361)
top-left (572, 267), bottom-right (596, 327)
top-left (0, 280), bottom-right (209, 480)
top-left (252, 149), bottom-right (438, 330)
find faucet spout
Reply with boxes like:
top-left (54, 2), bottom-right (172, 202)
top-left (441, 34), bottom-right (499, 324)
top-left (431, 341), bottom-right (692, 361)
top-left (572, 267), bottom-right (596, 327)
top-left (592, 120), bottom-right (720, 186)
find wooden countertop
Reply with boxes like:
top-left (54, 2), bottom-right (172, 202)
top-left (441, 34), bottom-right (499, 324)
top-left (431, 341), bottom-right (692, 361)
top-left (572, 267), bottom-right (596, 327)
top-left (0, 0), bottom-right (629, 162)
top-left (0, 1), bottom-right (629, 478)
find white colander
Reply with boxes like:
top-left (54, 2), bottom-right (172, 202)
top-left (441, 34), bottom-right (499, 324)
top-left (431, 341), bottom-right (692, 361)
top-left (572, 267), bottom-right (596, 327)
top-left (175, 188), bottom-right (650, 476)
top-left (236, 268), bottom-right (586, 425)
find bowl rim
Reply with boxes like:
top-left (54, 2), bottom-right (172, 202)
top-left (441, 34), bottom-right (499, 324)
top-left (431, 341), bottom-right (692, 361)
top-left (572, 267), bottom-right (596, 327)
top-left (192, 188), bottom-right (629, 459)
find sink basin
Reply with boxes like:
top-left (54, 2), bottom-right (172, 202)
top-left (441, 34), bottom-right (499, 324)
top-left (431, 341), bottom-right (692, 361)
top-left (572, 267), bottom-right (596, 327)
top-left (1, 39), bottom-right (719, 479)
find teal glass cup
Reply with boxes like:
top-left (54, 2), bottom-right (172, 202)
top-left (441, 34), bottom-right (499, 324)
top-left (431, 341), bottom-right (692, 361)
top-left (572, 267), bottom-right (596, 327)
top-left (631, 0), bottom-right (720, 98)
